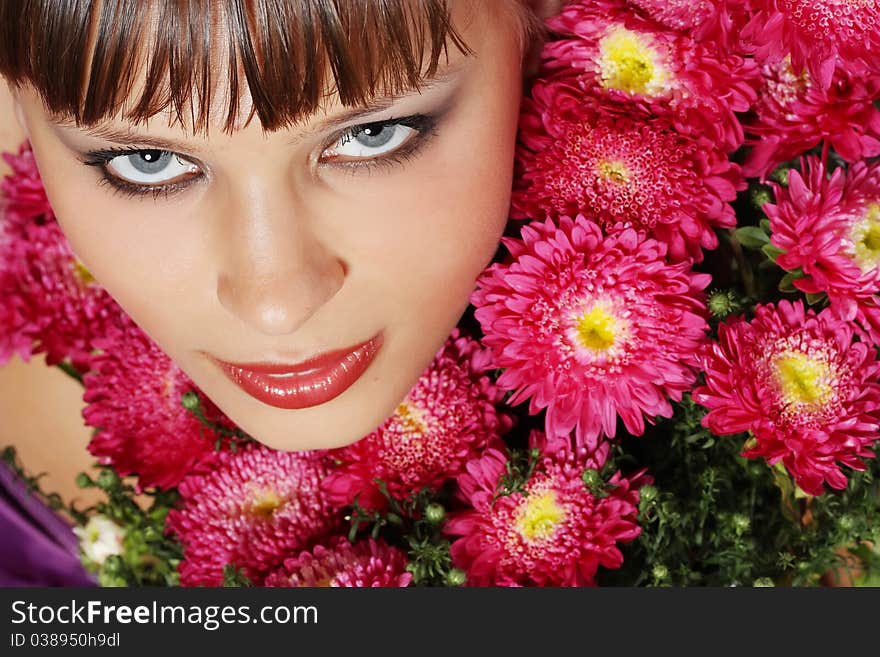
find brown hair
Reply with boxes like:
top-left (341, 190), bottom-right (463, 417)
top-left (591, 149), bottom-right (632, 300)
top-left (0, 0), bottom-right (541, 134)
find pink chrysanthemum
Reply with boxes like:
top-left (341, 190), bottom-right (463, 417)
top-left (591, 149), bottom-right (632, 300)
top-left (694, 300), bottom-right (880, 496)
top-left (765, 157), bottom-right (880, 342)
top-left (625, 0), bottom-right (752, 45)
top-left (0, 144), bottom-right (120, 369)
top-left (742, 59), bottom-right (880, 179)
top-left (512, 77), bottom-right (742, 261)
top-left (83, 315), bottom-right (238, 490)
top-left (472, 216), bottom-right (710, 448)
top-left (321, 329), bottom-right (512, 511)
top-left (167, 444), bottom-right (341, 586)
top-left (1, 144), bottom-right (52, 233)
top-left (264, 536), bottom-right (412, 587)
top-left (742, 0), bottom-right (880, 89)
top-left (542, 2), bottom-right (760, 151)
top-left (444, 432), bottom-right (646, 587)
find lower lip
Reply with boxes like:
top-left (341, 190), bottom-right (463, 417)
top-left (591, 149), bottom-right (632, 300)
top-left (214, 334), bottom-right (383, 410)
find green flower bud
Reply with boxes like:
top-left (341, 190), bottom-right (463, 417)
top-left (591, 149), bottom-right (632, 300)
top-left (731, 513), bottom-right (751, 535)
top-left (181, 391), bottom-right (201, 411)
top-left (425, 503), bottom-right (446, 525)
top-left (96, 469), bottom-right (120, 491)
top-left (752, 577), bottom-right (775, 587)
top-left (651, 564), bottom-right (669, 582)
top-left (707, 290), bottom-right (739, 318)
top-left (770, 166), bottom-right (789, 186)
top-left (445, 568), bottom-right (467, 587)
top-left (838, 514), bottom-right (855, 532)
top-left (750, 188), bottom-right (772, 209)
top-left (75, 473), bottom-right (93, 489)
top-left (639, 485), bottom-right (659, 505)
top-left (581, 468), bottom-right (602, 490)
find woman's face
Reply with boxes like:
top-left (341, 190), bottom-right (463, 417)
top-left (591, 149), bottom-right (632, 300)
top-left (14, 1), bottom-right (529, 451)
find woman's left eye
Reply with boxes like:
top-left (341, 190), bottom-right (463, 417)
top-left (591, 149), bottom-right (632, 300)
top-left (320, 115), bottom-right (437, 166)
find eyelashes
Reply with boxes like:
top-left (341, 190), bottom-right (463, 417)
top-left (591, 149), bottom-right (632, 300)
top-left (79, 113), bottom-right (441, 200)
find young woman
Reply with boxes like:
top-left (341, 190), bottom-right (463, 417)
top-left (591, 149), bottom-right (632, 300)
top-left (0, 0), bottom-right (563, 583)
top-left (0, 0), bottom-right (561, 458)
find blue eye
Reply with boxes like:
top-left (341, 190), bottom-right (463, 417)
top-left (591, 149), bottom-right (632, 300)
top-left (320, 115), bottom-right (439, 168)
top-left (104, 150), bottom-right (201, 185)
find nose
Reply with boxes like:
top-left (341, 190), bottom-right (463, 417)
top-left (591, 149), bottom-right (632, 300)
top-left (215, 182), bottom-right (346, 337)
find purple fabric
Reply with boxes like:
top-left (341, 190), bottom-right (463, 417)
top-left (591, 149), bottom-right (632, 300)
top-left (0, 461), bottom-right (96, 586)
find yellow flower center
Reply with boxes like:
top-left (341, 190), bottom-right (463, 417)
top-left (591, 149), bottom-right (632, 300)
top-left (851, 204), bottom-right (880, 272)
top-left (395, 401), bottom-right (427, 436)
top-left (72, 257), bottom-right (95, 287)
top-left (597, 27), bottom-right (668, 96)
top-left (515, 490), bottom-right (566, 542)
top-left (575, 304), bottom-right (619, 353)
top-left (249, 489), bottom-right (284, 518)
top-left (596, 159), bottom-right (631, 185)
top-left (773, 353), bottom-right (833, 410)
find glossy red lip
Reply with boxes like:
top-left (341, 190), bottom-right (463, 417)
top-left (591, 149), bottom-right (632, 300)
top-left (213, 333), bottom-right (383, 410)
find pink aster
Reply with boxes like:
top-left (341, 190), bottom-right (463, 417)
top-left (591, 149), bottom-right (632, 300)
top-left (264, 536), bottom-right (412, 587)
top-left (512, 77), bottom-right (742, 262)
top-left (1, 143), bottom-right (52, 233)
top-left (321, 329), bottom-right (512, 511)
top-left (472, 215), bottom-right (710, 449)
top-left (625, 0), bottom-right (752, 46)
top-left (1, 144), bottom-right (120, 369)
top-left (444, 433), bottom-right (646, 587)
top-left (694, 300), bottom-right (880, 496)
top-left (742, 59), bottom-right (880, 179)
top-left (741, 0), bottom-right (880, 90)
top-left (542, 2), bottom-right (760, 152)
top-left (166, 444), bottom-right (341, 586)
top-left (83, 314), bottom-right (239, 490)
top-left (765, 157), bottom-right (880, 342)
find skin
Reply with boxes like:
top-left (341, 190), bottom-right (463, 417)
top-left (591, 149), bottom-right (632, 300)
top-left (8, 0), bottom-right (561, 453)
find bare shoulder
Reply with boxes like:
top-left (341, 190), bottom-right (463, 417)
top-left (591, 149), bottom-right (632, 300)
top-left (0, 80), bottom-right (26, 176)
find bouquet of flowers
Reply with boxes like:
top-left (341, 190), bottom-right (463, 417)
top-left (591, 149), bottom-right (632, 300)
top-left (2, 0), bottom-right (879, 587)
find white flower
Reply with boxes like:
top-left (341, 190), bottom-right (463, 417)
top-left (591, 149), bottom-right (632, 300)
top-left (74, 515), bottom-right (125, 565)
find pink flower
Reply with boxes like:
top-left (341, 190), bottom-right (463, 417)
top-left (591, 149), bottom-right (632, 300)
top-left (543, 1), bottom-right (760, 151)
top-left (694, 300), bottom-right (880, 496)
top-left (741, 0), bottom-right (880, 89)
top-left (83, 315), bottom-right (238, 490)
top-left (472, 216), bottom-right (710, 449)
top-left (743, 60), bottom-right (880, 179)
top-left (1, 143), bottom-right (52, 233)
top-left (321, 329), bottom-right (512, 511)
top-left (765, 157), bottom-right (880, 342)
top-left (167, 444), bottom-right (341, 586)
top-left (512, 76), bottom-right (742, 261)
top-left (264, 536), bottom-right (412, 587)
top-left (445, 433), bottom-right (646, 586)
top-left (0, 144), bottom-right (120, 369)
top-left (625, 0), bottom-right (752, 46)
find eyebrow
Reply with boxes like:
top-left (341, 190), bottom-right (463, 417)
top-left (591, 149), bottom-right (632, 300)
top-left (52, 66), bottom-right (463, 153)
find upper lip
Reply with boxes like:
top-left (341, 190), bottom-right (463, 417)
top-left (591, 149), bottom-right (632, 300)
top-left (210, 337), bottom-right (380, 375)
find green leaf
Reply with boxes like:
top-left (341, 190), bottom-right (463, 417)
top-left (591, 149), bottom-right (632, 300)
top-left (805, 292), bottom-right (826, 306)
top-left (778, 271), bottom-right (802, 293)
top-left (759, 218), bottom-right (771, 232)
top-left (734, 226), bottom-right (771, 249)
top-left (761, 243), bottom-right (785, 263)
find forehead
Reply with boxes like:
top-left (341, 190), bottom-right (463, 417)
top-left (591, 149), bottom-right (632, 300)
top-left (16, 0), bottom-right (486, 134)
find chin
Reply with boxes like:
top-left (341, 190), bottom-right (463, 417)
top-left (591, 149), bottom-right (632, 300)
top-left (223, 397), bottom-right (401, 453)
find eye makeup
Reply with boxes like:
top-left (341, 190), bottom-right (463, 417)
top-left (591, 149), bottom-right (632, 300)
top-left (76, 112), bottom-right (443, 199)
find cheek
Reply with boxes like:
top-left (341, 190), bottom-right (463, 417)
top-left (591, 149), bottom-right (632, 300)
top-left (25, 132), bottom-right (203, 339)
